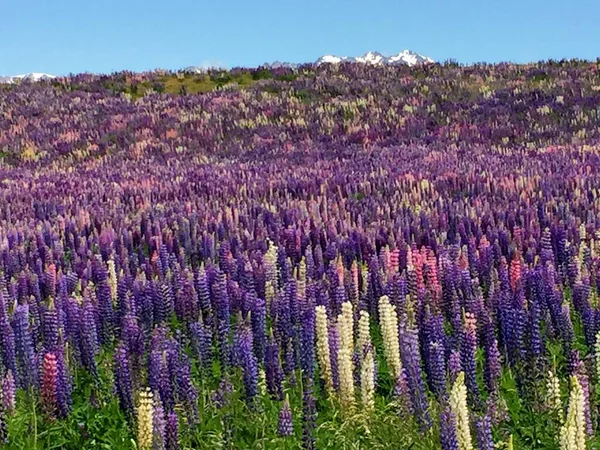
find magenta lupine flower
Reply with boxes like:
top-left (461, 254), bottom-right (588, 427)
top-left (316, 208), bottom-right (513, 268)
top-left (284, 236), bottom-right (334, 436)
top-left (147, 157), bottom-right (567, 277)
top-left (41, 351), bottom-right (58, 418)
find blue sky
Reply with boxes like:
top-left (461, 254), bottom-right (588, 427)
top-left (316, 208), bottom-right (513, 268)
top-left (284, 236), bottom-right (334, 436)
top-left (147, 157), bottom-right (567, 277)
top-left (2, 0), bottom-right (599, 75)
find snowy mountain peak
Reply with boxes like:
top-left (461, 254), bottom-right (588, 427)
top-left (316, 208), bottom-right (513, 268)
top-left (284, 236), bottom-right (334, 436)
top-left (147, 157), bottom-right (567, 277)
top-left (0, 72), bottom-right (56, 84)
top-left (316, 50), bottom-right (434, 67)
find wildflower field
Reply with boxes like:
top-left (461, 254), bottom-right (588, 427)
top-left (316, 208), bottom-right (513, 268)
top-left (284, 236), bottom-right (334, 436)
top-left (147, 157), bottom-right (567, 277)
top-left (2, 60), bottom-right (600, 449)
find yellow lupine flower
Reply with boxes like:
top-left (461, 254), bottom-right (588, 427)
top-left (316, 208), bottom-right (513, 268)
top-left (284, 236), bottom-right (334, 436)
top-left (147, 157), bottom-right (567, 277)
top-left (378, 295), bottom-right (402, 380)
top-left (450, 373), bottom-right (473, 450)
top-left (137, 388), bottom-right (154, 450)
top-left (360, 346), bottom-right (375, 413)
top-left (546, 370), bottom-right (563, 418)
top-left (337, 303), bottom-right (355, 411)
top-left (315, 305), bottom-right (333, 395)
top-left (560, 376), bottom-right (587, 450)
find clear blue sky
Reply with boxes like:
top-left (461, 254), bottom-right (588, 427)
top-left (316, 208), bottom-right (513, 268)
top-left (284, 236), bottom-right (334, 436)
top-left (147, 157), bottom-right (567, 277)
top-left (2, 0), bottom-right (599, 75)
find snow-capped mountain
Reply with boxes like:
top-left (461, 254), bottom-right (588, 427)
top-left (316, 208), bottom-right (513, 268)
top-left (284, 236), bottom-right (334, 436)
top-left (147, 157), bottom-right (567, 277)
top-left (264, 50), bottom-right (434, 69)
top-left (317, 50), bottom-right (434, 67)
top-left (0, 73), bottom-right (56, 84)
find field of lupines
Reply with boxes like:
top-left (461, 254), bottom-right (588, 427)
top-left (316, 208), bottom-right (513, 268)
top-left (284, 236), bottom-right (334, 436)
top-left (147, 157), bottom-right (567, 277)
top-left (2, 59), bottom-right (600, 449)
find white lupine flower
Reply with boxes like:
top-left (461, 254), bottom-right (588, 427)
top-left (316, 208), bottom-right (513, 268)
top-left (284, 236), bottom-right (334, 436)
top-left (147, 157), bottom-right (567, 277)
top-left (450, 373), bottom-right (473, 450)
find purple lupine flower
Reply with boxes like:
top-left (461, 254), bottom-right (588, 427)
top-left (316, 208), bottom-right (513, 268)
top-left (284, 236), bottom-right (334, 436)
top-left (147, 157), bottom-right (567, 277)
top-left (265, 332), bottom-right (284, 400)
top-left (157, 280), bottom-right (175, 325)
top-left (440, 406), bottom-right (458, 450)
top-left (81, 298), bottom-right (99, 378)
top-left (174, 350), bottom-right (199, 425)
top-left (460, 312), bottom-right (481, 408)
top-left (428, 341), bottom-right (447, 400)
top-left (237, 323), bottom-right (259, 403)
top-left (43, 298), bottom-right (59, 352)
top-left (211, 378), bottom-right (233, 409)
top-left (448, 350), bottom-right (462, 385)
top-left (165, 410), bottom-right (179, 450)
top-left (212, 270), bottom-right (230, 372)
top-left (153, 392), bottom-right (166, 450)
top-left (2, 371), bottom-right (16, 414)
top-left (251, 295), bottom-right (267, 363)
top-left (400, 323), bottom-right (431, 429)
top-left (195, 268), bottom-right (213, 328)
top-left (301, 377), bottom-right (316, 450)
top-left (0, 402), bottom-right (6, 445)
top-left (95, 277), bottom-right (114, 345)
top-left (0, 320), bottom-right (18, 388)
top-left (278, 395), bottom-right (294, 437)
top-left (64, 297), bottom-right (82, 362)
top-left (475, 414), bottom-right (494, 450)
top-left (189, 319), bottom-right (213, 372)
top-left (114, 343), bottom-right (135, 422)
top-left (56, 346), bottom-right (72, 418)
top-left (299, 298), bottom-right (315, 380)
top-left (12, 303), bottom-right (38, 390)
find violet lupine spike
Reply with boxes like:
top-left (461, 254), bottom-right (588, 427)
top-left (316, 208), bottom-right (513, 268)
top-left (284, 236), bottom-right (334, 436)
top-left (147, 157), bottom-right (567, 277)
top-left (43, 298), bottom-right (59, 352)
top-left (237, 323), bottom-right (259, 403)
top-left (56, 347), bottom-right (72, 418)
top-left (265, 333), bottom-right (284, 401)
top-left (428, 341), bottom-right (447, 400)
top-left (439, 405), bottom-right (459, 450)
top-left (12, 303), bottom-right (38, 390)
top-left (165, 410), bottom-right (180, 450)
top-left (301, 376), bottom-right (317, 450)
top-left (251, 295), bottom-right (267, 363)
top-left (2, 371), bottom-right (16, 414)
top-left (212, 270), bottom-right (231, 373)
top-left (114, 343), bottom-right (135, 423)
top-left (81, 298), bottom-right (99, 378)
top-left (460, 312), bottom-right (481, 409)
top-left (278, 395), bottom-right (294, 437)
top-left (0, 320), bottom-right (18, 388)
top-left (300, 298), bottom-right (316, 380)
top-left (400, 323), bottom-right (432, 429)
top-left (475, 414), bottom-right (494, 450)
top-left (189, 319), bottom-right (213, 373)
top-left (448, 349), bottom-right (462, 386)
top-left (153, 393), bottom-right (166, 450)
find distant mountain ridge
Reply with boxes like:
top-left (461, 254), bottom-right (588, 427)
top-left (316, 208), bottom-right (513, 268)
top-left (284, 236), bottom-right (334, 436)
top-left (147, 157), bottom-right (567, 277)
top-left (0, 73), bottom-right (56, 84)
top-left (266, 50), bottom-right (434, 69)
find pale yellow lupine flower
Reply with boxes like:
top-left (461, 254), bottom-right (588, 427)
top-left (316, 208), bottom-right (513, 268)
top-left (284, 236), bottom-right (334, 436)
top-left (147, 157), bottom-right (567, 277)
top-left (315, 305), bottom-right (333, 395)
top-left (360, 346), bottom-right (375, 412)
top-left (339, 301), bottom-right (354, 355)
top-left (337, 304), bottom-right (355, 411)
top-left (595, 331), bottom-right (600, 381)
top-left (378, 295), bottom-right (403, 380)
top-left (137, 388), bottom-right (154, 450)
top-left (546, 370), bottom-right (563, 418)
top-left (450, 372), bottom-right (473, 450)
top-left (107, 258), bottom-right (118, 305)
top-left (560, 376), bottom-right (586, 450)
top-left (357, 310), bottom-right (371, 357)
